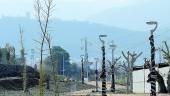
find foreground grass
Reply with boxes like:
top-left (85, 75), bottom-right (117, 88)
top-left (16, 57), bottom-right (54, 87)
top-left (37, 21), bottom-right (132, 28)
top-left (0, 81), bottom-right (170, 96)
top-left (0, 81), bottom-right (95, 96)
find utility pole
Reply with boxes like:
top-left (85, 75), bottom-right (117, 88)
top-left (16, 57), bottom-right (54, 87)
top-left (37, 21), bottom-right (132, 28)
top-left (80, 55), bottom-right (84, 84)
top-left (81, 37), bottom-right (90, 81)
top-left (109, 40), bottom-right (117, 93)
top-left (94, 58), bottom-right (99, 92)
top-left (85, 38), bottom-right (89, 81)
top-left (62, 54), bottom-right (65, 76)
top-left (99, 35), bottom-right (107, 96)
top-left (19, 27), bottom-right (27, 94)
top-left (31, 49), bottom-right (35, 66)
top-left (146, 21), bottom-right (158, 96)
top-left (110, 41), bottom-right (116, 65)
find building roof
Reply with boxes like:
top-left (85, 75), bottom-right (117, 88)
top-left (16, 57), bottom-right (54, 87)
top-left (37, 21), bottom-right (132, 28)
top-left (133, 63), bottom-right (170, 71)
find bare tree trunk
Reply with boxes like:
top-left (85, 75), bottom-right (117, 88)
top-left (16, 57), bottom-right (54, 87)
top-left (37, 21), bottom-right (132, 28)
top-left (127, 73), bottom-right (130, 93)
top-left (80, 55), bottom-right (84, 84)
top-left (111, 66), bottom-right (115, 92)
top-left (127, 62), bottom-right (131, 93)
top-left (108, 57), bottom-right (120, 93)
top-left (129, 63), bottom-right (133, 93)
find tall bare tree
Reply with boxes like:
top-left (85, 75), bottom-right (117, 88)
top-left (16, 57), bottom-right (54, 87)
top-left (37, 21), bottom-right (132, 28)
top-left (34, 0), bottom-right (55, 96)
top-left (122, 51), bottom-right (142, 93)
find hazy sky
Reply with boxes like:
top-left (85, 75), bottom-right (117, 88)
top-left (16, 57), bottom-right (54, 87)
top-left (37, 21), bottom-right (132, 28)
top-left (0, 0), bottom-right (147, 20)
top-left (0, 0), bottom-right (169, 31)
top-left (0, 0), bottom-right (170, 64)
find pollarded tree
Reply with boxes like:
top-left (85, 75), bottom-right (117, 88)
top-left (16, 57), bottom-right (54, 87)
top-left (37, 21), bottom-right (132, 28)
top-left (107, 57), bottom-right (121, 92)
top-left (122, 51), bottom-right (142, 93)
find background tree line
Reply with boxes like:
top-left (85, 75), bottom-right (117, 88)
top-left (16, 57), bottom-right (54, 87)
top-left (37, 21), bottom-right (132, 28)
top-left (0, 43), bottom-right (15, 64)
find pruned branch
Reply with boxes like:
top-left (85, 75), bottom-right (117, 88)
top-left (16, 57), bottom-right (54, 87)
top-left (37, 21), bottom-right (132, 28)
top-left (119, 61), bottom-right (128, 72)
top-left (122, 51), bottom-right (129, 61)
top-left (113, 57), bottom-right (121, 66)
top-left (136, 52), bottom-right (143, 60)
top-left (107, 60), bottom-right (112, 67)
top-left (162, 41), bottom-right (170, 62)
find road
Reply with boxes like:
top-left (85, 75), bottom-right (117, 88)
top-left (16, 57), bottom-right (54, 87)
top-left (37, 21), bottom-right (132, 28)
top-left (63, 81), bottom-right (169, 96)
top-left (63, 81), bottom-right (126, 96)
top-left (85, 81), bottom-right (126, 90)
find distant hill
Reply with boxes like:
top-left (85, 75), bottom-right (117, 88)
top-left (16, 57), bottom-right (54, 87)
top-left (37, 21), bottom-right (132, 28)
top-left (0, 16), bottom-right (169, 64)
top-left (89, 0), bottom-right (170, 31)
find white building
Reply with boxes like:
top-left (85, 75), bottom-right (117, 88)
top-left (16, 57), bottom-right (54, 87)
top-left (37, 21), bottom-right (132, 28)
top-left (133, 63), bottom-right (170, 93)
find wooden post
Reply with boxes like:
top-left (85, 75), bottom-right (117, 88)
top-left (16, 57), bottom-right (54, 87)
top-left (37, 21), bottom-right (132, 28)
top-left (102, 46), bottom-right (107, 96)
top-left (99, 35), bottom-right (107, 96)
top-left (146, 21), bottom-right (158, 96)
top-left (80, 55), bottom-right (84, 84)
top-left (95, 58), bottom-right (99, 92)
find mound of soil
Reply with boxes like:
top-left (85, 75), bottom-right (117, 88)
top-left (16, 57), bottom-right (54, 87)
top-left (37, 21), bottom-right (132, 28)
top-left (0, 64), bottom-right (39, 90)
